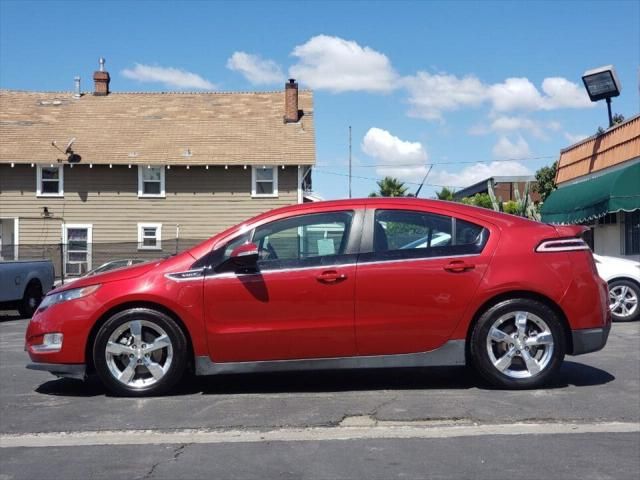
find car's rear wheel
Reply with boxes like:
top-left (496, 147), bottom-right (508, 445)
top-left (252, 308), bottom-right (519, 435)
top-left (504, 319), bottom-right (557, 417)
top-left (608, 279), bottom-right (639, 322)
top-left (93, 308), bottom-right (187, 396)
top-left (18, 280), bottom-right (43, 318)
top-left (470, 299), bottom-right (565, 389)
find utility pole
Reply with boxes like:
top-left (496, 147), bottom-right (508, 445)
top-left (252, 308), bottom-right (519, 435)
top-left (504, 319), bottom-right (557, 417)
top-left (348, 126), bottom-right (352, 199)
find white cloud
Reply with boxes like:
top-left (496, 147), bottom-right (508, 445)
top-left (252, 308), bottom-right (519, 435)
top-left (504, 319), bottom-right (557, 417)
top-left (547, 120), bottom-right (562, 131)
top-left (491, 116), bottom-right (545, 137)
top-left (430, 161), bottom-right (533, 189)
top-left (488, 77), bottom-right (544, 112)
top-left (289, 35), bottom-right (398, 93)
top-left (469, 115), bottom-right (563, 139)
top-left (121, 64), bottom-right (216, 90)
top-left (403, 71), bottom-right (592, 121)
top-left (361, 127), bottom-right (428, 181)
top-left (564, 132), bottom-right (590, 144)
top-left (492, 135), bottom-right (532, 159)
top-left (488, 76), bottom-right (593, 112)
top-left (226, 52), bottom-right (284, 85)
top-left (403, 72), bottom-right (486, 120)
top-left (541, 77), bottom-right (593, 109)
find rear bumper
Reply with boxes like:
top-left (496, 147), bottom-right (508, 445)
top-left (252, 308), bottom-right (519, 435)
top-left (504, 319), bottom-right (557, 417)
top-left (570, 325), bottom-right (611, 355)
top-left (26, 362), bottom-right (86, 380)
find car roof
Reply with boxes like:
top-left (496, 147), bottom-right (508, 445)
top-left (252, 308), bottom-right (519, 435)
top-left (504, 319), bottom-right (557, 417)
top-left (255, 197), bottom-right (536, 227)
top-left (186, 197), bottom-right (541, 260)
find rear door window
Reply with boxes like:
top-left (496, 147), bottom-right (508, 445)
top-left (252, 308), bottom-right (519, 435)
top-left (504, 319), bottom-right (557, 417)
top-left (370, 209), bottom-right (488, 261)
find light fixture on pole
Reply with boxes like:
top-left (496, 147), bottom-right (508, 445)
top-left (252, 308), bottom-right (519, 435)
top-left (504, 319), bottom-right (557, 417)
top-left (581, 65), bottom-right (622, 128)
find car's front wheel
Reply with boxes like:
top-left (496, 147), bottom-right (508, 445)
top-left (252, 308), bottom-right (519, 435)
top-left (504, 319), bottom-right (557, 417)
top-left (608, 279), bottom-right (639, 322)
top-left (93, 308), bottom-right (187, 396)
top-left (470, 299), bottom-right (565, 389)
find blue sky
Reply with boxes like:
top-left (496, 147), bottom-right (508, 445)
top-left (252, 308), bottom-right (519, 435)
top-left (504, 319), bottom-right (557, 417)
top-left (1, 0), bottom-right (638, 199)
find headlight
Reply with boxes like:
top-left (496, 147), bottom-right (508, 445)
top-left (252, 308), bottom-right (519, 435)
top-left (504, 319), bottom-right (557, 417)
top-left (38, 284), bottom-right (101, 311)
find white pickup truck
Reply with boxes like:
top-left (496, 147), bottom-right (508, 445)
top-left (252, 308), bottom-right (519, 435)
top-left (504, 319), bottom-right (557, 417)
top-left (0, 260), bottom-right (55, 317)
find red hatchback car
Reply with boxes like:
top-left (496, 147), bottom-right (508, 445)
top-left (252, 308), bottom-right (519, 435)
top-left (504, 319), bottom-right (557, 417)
top-left (26, 198), bottom-right (611, 396)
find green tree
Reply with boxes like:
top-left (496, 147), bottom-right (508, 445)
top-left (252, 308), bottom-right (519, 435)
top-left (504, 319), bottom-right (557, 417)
top-left (461, 193), bottom-right (493, 209)
top-left (503, 200), bottom-right (520, 215)
top-left (369, 177), bottom-right (408, 197)
top-left (534, 161), bottom-right (557, 202)
top-left (435, 186), bottom-right (455, 201)
top-left (597, 113), bottom-right (625, 135)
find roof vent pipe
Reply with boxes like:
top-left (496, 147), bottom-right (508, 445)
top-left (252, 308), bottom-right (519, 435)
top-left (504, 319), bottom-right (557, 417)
top-left (73, 76), bottom-right (81, 98)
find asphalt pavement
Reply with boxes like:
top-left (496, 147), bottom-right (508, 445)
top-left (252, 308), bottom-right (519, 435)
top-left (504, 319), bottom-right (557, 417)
top-left (1, 311), bottom-right (638, 479)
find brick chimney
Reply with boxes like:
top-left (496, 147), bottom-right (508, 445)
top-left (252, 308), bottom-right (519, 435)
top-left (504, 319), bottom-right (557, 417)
top-left (93, 57), bottom-right (110, 96)
top-left (284, 78), bottom-right (299, 123)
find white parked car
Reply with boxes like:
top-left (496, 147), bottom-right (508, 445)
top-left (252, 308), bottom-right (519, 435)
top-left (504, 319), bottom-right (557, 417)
top-left (594, 254), bottom-right (640, 322)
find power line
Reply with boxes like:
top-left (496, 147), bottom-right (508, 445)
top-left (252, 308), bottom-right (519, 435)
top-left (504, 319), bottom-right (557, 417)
top-left (313, 167), bottom-right (465, 190)
top-left (316, 154), bottom-right (557, 169)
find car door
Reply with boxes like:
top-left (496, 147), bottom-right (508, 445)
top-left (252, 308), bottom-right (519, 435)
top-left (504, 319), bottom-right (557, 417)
top-left (355, 206), bottom-right (495, 355)
top-left (203, 209), bottom-right (361, 362)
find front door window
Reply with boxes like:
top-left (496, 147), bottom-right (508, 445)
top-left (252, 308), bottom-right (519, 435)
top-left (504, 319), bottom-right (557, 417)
top-left (252, 211), bottom-right (354, 270)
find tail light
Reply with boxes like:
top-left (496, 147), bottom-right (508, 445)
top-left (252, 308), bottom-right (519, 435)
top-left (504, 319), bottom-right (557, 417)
top-left (535, 238), bottom-right (591, 252)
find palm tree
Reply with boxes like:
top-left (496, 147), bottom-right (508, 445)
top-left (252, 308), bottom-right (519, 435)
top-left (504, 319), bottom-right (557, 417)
top-left (435, 187), bottom-right (455, 201)
top-left (369, 177), bottom-right (408, 197)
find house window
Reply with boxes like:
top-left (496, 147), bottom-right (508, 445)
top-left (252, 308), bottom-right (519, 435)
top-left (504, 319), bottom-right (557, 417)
top-left (251, 166), bottom-right (278, 197)
top-left (624, 211), bottom-right (640, 255)
top-left (138, 166), bottom-right (165, 198)
top-left (138, 223), bottom-right (162, 250)
top-left (63, 224), bottom-right (92, 276)
top-left (36, 165), bottom-right (63, 197)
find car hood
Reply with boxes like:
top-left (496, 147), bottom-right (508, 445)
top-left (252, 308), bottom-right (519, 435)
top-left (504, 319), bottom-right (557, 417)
top-left (54, 260), bottom-right (163, 293)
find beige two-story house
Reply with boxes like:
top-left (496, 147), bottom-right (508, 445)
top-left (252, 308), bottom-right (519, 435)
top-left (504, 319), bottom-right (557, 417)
top-left (0, 62), bottom-right (315, 277)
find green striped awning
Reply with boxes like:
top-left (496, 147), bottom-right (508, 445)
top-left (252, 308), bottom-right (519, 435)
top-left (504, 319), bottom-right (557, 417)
top-left (541, 162), bottom-right (640, 224)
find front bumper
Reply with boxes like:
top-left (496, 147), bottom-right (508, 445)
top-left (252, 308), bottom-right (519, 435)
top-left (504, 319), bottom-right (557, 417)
top-left (571, 325), bottom-right (611, 355)
top-left (26, 362), bottom-right (86, 380)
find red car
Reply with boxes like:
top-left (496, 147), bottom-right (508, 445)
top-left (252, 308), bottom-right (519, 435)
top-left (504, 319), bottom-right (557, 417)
top-left (26, 198), bottom-right (611, 396)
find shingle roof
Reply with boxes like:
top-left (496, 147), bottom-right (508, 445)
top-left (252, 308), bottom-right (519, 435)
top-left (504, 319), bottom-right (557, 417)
top-left (0, 89), bottom-right (314, 166)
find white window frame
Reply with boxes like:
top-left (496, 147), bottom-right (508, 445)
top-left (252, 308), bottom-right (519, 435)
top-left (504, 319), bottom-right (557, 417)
top-left (36, 165), bottom-right (64, 197)
top-left (137, 223), bottom-right (162, 250)
top-left (0, 217), bottom-right (19, 261)
top-left (251, 166), bottom-right (278, 198)
top-left (138, 166), bottom-right (166, 198)
top-left (62, 223), bottom-right (92, 276)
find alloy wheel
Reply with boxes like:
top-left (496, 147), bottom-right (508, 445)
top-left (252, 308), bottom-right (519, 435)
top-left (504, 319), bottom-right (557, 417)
top-left (486, 311), bottom-right (554, 379)
top-left (609, 285), bottom-right (638, 320)
top-left (105, 319), bottom-right (173, 389)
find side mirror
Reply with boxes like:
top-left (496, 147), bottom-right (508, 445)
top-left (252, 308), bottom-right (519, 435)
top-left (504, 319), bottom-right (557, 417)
top-left (216, 242), bottom-right (259, 273)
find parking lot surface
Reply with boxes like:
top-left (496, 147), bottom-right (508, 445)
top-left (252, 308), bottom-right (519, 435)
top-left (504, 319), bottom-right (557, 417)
top-left (1, 313), bottom-right (639, 479)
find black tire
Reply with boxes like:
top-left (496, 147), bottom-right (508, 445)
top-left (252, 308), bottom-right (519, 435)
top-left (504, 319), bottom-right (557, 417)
top-left (18, 280), bottom-right (43, 318)
top-left (93, 308), bottom-right (187, 397)
top-left (470, 298), bottom-right (565, 389)
top-left (608, 279), bottom-right (640, 322)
